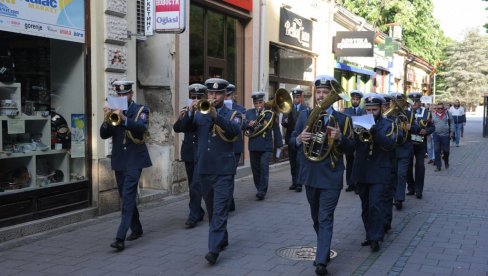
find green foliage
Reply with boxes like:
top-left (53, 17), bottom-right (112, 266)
top-left (437, 31), bottom-right (488, 110)
top-left (336, 0), bottom-right (448, 64)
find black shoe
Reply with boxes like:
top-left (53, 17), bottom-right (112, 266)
top-left (345, 186), bottom-right (355, 192)
top-left (435, 167), bottom-right (441, 172)
top-left (185, 219), bottom-right (197, 229)
top-left (393, 200), bottom-right (403, 210)
top-left (289, 184), bottom-right (297, 190)
top-left (110, 240), bottom-right (125, 251)
top-left (126, 232), bottom-right (143, 241)
top-left (315, 264), bottom-right (328, 275)
top-left (229, 204), bottom-right (235, 212)
top-left (295, 186), bottom-right (302, 192)
top-left (416, 193), bottom-right (423, 199)
top-left (219, 240), bottom-right (229, 251)
top-left (384, 224), bottom-right (391, 234)
top-left (427, 159), bottom-right (434, 164)
top-left (370, 241), bottom-right (380, 252)
top-left (361, 240), bottom-right (371, 246)
top-left (406, 191), bottom-right (415, 196)
top-left (205, 252), bottom-right (219, 265)
top-left (256, 193), bottom-right (265, 201)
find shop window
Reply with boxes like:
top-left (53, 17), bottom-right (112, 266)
top-left (0, 32), bottom-right (87, 195)
top-left (189, 3), bottom-right (240, 85)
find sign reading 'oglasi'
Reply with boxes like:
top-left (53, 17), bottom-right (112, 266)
top-left (154, 0), bottom-right (186, 33)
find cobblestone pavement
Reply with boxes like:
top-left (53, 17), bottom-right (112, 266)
top-left (1, 113), bottom-right (487, 276)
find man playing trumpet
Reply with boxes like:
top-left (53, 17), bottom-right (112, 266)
top-left (291, 75), bottom-right (355, 275)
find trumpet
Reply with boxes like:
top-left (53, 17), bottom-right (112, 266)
top-left (107, 110), bottom-right (122, 126)
top-left (354, 126), bottom-right (373, 143)
top-left (197, 99), bottom-right (215, 114)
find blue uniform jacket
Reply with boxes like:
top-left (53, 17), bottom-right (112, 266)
top-left (245, 108), bottom-right (283, 152)
top-left (343, 106), bottom-right (366, 117)
top-left (179, 105), bottom-right (242, 175)
top-left (231, 102), bottom-right (246, 154)
top-left (173, 116), bottom-right (197, 162)
top-left (291, 108), bottom-right (355, 189)
top-left (410, 107), bottom-right (435, 142)
top-left (392, 110), bottom-right (419, 158)
top-left (352, 116), bottom-right (396, 184)
top-left (282, 104), bottom-right (308, 144)
top-left (100, 101), bottom-right (152, 171)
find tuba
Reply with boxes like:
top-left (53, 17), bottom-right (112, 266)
top-left (244, 89), bottom-right (292, 138)
top-left (303, 84), bottom-right (350, 162)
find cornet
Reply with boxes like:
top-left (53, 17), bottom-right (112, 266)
top-left (354, 126), bottom-right (373, 143)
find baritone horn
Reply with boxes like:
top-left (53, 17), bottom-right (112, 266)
top-left (244, 89), bottom-right (293, 138)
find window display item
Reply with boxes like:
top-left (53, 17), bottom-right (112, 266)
top-left (0, 55), bottom-right (15, 83)
top-left (51, 112), bottom-right (71, 149)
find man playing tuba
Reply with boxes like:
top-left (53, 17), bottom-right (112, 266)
top-left (291, 75), bottom-right (355, 276)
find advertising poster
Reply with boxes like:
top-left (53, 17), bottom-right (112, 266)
top-left (71, 113), bottom-right (85, 158)
top-left (0, 0), bottom-right (85, 43)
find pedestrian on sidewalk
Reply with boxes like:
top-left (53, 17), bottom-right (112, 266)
top-left (282, 87), bottom-right (308, 192)
top-left (244, 92), bottom-right (283, 201)
top-left (100, 80), bottom-right (152, 251)
top-left (352, 93), bottom-right (397, 253)
top-left (173, 84), bottom-right (206, 229)
top-left (178, 78), bottom-right (242, 265)
top-left (448, 99), bottom-right (466, 147)
top-left (407, 92), bottom-right (435, 199)
top-left (432, 102), bottom-right (453, 171)
top-left (342, 89), bottom-right (365, 193)
top-left (292, 75), bottom-right (355, 275)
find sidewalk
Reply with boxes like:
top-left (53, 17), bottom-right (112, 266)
top-left (0, 113), bottom-right (487, 275)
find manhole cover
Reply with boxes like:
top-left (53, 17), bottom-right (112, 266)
top-left (275, 246), bottom-right (337, 261)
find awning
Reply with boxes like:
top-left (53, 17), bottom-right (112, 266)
top-left (374, 66), bottom-right (390, 74)
top-left (335, 63), bottom-right (376, 76)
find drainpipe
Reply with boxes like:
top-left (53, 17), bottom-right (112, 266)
top-left (259, 0), bottom-right (266, 93)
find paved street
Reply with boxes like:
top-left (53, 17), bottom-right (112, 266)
top-left (1, 110), bottom-right (487, 276)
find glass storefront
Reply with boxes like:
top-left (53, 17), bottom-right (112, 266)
top-left (0, 32), bottom-right (89, 227)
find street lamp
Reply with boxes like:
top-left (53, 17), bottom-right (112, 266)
top-left (403, 54), bottom-right (415, 94)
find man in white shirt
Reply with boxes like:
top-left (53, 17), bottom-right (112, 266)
top-left (448, 100), bottom-right (466, 147)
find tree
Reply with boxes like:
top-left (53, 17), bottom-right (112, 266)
top-left (484, 0), bottom-right (488, 33)
top-left (437, 30), bottom-right (488, 111)
top-left (336, 0), bottom-right (447, 64)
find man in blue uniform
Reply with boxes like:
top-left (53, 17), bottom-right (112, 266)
top-left (173, 83), bottom-right (206, 228)
top-left (225, 84), bottom-right (246, 211)
top-left (342, 89), bottom-right (364, 192)
top-left (178, 78), bottom-right (241, 265)
top-left (407, 92), bottom-right (435, 199)
top-left (390, 93), bottom-right (418, 210)
top-left (282, 87), bottom-right (308, 192)
top-left (244, 92), bottom-right (283, 200)
top-left (352, 93), bottom-right (397, 252)
top-left (100, 80), bottom-right (152, 251)
top-left (291, 75), bottom-right (355, 275)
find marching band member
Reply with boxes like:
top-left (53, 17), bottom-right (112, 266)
top-left (291, 75), bottom-right (355, 275)
top-left (173, 83), bottom-right (206, 228)
top-left (406, 92), bottom-right (435, 199)
top-left (244, 92), bottom-right (283, 200)
top-left (178, 78), bottom-right (242, 265)
top-left (100, 80), bottom-right (152, 251)
top-left (352, 93), bottom-right (396, 252)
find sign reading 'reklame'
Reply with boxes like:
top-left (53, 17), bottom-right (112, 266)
top-left (154, 0), bottom-right (186, 33)
top-left (333, 31), bottom-right (375, 57)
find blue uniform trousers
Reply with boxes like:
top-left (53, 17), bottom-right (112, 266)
top-left (345, 153), bottom-right (355, 188)
top-left (305, 186), bottom-right (341, 265)
top-left (250, 151), bottom-right (271, 195)
top-left (394, 156), bottom-right (410, 202)
top-left (357, 182), bottom-right (385, 242)
top-left (187, 164), bottom-right (205, 223)
top-left (115, 169), bottom-right (143, 241)
top-left (382, 161), bottom-right (396, 228)
top-left (200, 174), bottom-right (234, 254)
top-left (407, 143), bottom-right (426, 194)
top-left (229, 153), bottom-right (241, 210)
top-left (288, 144), bottom-right (300, 187)
top-left (433, 134), bottom-right (450, 169)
